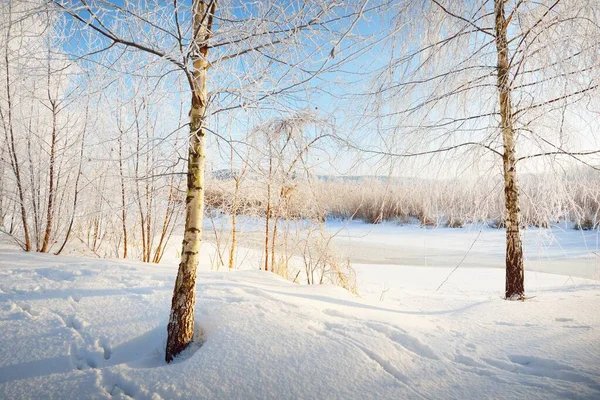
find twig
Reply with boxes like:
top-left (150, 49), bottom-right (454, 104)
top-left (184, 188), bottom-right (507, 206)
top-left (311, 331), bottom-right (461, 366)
top-left (436, 228), bottom-right (482, 292)
top-left (379, 284), bottom-right (389, 301)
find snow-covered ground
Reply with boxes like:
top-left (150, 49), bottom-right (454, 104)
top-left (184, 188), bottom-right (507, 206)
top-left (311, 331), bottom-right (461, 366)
top-left (1, 226), bottom-right (600, 399)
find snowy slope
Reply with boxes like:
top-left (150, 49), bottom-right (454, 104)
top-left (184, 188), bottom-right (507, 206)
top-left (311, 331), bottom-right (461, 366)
top-left (1, 247), bottom-right (599, 399)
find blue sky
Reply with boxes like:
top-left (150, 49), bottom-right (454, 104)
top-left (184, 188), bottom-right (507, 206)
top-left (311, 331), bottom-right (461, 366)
top-left (55, 0), bottom-right (600, 179)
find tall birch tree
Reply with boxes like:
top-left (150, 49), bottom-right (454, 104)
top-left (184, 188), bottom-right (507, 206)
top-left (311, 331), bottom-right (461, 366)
top-left (53, 0), bottom-right (388, 361)
top-left (368, 0), bottom-right (600, 299)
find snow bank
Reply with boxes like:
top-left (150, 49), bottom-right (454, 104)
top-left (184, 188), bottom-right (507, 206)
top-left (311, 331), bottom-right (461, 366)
top-left (0, 248), bottom-right (599, 399)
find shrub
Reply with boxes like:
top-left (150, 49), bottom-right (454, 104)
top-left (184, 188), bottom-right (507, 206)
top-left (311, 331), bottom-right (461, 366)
top-left (574, 217), bottom-right (597, 231)
top-left (445, 218), bottom-right (464, 228)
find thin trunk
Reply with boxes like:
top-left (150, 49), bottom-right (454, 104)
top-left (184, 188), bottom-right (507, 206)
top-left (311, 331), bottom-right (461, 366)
top-left (92, 216), bottom-right (100, 251)
top-left (91, 177), bottom-right (106, 252)
top-left (264, 157), bottom-right (272, 271)
top-left (2, 13), bottom-right (30, 251)
top-left (160, 207), bottom-right (182, 264)
top-left (495, 0), bottom-right (525, 299)
top-left (271, 212), bottom-right (278, 273)
top-left (228, 178), bottom-right (240, 269)
top-left (53, 134), bottom-right (69, 241)
top-left (209, 213), bottom-right (225, 270)
top-left (118, 129), bottom-right (128, 258)
top-left (0, 146), bottom-right (4, 226)
top-left (26, 132), bottom-right (40, 249)
top-left (152, 176), bottom-right (175, 263)
top-left (151, 208), bottom-right (172, 264)
top-left (41, 98), bottom-right (58, 253)
top-left (229, 211), bottom-right (237, 269)
top-left (56, 111), bottom-right (87, 255)
top-left (151, 211), bottom-right (168, 263)
top-left (134, 108), bottom-right (147, 261)
top-left (264, 204), bottom-right (270, 271)
top-left (270, 186), bottom-right (288, 275)
top-left (145, 179), bottom-right (152, 262)
top-left (166, 0), bottom-right (215, 363)
top-left (153, 131), bottom-right (182, 264)
top-left (27, 94), bottom-right (42, 249)
top-left (145, 112), bottom-right (153, 262)
top-left (9, 204), bottom-right (15, 234)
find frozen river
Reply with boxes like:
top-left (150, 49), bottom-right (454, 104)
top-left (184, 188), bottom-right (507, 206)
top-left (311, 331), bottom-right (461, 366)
top-left (204, 218), bottom-right (600, 280)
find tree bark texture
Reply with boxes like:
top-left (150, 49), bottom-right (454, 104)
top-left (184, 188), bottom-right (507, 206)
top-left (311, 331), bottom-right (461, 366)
top-left (495, 0), bottom-right (525, 299)
top-left (3, 14), bottom-right (31, 251)
top-left (166, 0), bottom-right (214, 363)
top-left (41, 99), bottom-right (57, 253)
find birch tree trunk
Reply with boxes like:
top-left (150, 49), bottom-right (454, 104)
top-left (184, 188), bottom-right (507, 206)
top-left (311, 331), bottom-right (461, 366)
top-left (118, 128), bottom-right (128, 258)
top-left (264, 157), bottom-right (272, 272)
top-left (165, 0), bottom-right (214, 363)
top-left (56, 106), bottom-right (87, 255)
top-left (228, 177), bottom-right (239, 270)
top-left (2, 10), bottom-right (31, 251)
top-left (495, 0), bottom-right (524, 300)
top-left (0, 146), bottom-right (4, 227)
top-left (41, 93), bottom-right (58, 253)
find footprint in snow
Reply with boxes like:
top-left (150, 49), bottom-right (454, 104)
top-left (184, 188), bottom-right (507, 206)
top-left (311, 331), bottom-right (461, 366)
top-left (465, 342), bottom-right (477, 351)
top-left (483, 354), bottom-right (600, 391)
top-left (70, 343), bottom-right (99, 370)
top-left (494, 321), bottom-right (536, 327)
top-left (554, 317), bottom-right (592, 329)
top-left (563, 324), bottom-right (593, 329)
top-left (242, 288), bottom-right (300, 308)
top-left (99, 337), bottom-right (112, 360)
top-left (15, 302), bottom-right (40, 317)
top-left (68, 294), bottom-right (82, 303)
top-left (55, 312), bottom-right (88, 332)
top-left (365, 321), bottom-right (439, 360)
top-left (66, 315), bottom-right (89, 331)
top-left (321, 308), bottom-right (359, 320)
top-left (101, 370), bottom-right (154, 400)
top-left (224, 296), bottom-right (245, 303)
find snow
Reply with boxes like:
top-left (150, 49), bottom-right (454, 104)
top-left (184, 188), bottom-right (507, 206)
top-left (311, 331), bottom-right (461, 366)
top-left (330, 219), bottom-right (600, 257)
top-left (1, 228), bottom-right (600, 399)
top-left (328, 220), bottom-right (600, 279)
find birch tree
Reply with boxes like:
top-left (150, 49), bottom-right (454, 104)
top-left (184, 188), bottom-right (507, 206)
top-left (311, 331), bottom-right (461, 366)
top-left (0, 1), bottom-right (87, 253)
top-left (53, 0), bottom-right (387, 362)
top-left (368, 0), bottom-right (600, 299)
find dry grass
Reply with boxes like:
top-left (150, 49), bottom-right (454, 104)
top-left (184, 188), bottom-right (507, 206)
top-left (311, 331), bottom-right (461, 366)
top-left (204, 171), bottom-right (600, 229)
